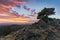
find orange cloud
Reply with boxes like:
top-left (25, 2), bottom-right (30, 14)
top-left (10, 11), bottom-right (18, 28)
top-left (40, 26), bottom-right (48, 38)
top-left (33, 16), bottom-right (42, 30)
top-left (0, 7), bottom-right (17, 18)
top-left (0, 0), bottom-right (27, 8)
top-left (14, 0), bottom-right (27, 4)
top-left (0, 6), bottom-right (30, 18)
top-left (0, 0), bottom-right (28, 18)
top-left (0, 0), bottom-right (38, 24)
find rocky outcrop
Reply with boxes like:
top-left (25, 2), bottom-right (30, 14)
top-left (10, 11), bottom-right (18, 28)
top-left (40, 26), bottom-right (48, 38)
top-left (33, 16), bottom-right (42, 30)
top-left (0, 19), bottom-right (60, 40)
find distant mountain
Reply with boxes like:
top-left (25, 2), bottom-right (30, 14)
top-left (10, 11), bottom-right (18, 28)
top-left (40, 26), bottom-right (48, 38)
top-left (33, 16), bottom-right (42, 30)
top-left (0, 24), bottom-right (31, 36)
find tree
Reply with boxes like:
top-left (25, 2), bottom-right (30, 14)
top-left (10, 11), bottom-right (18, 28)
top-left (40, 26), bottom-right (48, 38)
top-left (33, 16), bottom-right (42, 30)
top-left (37, 8), bottom-right (55, 23)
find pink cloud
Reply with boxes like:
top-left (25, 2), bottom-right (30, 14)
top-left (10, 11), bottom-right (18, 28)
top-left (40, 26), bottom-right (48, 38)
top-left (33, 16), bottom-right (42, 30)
top-left (0, 0), bottom-right (29, 18)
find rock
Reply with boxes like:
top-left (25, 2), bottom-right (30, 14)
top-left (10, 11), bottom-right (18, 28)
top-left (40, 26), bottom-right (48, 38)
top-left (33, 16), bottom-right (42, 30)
top-left (0, 19), bottom-right (60, 40)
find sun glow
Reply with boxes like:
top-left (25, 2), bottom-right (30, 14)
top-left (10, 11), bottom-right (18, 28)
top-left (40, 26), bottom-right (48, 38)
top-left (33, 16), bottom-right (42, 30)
top-left (0, 18), bottom-right (38, 24)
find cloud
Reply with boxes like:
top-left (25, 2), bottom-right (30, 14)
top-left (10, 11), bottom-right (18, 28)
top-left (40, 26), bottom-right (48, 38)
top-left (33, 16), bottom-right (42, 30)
top-left (0, 0), bottom-right (38, 23)
top-left (0, 0), bottom-right (27, 8)
top-left (0, 0), bottom-right (37, 19)
top-left (0, 0), bottom-right (29, 18)
top-left (23, 6), bottom-right (37, 17)
top-left (23, 6), bottom-right (30, 11)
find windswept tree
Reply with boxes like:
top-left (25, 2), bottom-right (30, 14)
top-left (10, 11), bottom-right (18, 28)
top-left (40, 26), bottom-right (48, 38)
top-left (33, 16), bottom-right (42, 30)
top-left (37, 8), bottom-right (55, 23)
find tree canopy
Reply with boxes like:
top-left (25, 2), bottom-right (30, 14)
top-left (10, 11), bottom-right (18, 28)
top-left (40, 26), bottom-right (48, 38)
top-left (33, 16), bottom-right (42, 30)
top-left (37, 8), bottom-right (55, 19)
top-left (37, 8), bottom-right (55, 23)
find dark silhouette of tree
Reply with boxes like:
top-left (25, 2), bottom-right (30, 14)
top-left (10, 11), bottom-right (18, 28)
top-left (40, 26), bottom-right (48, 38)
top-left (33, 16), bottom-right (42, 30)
top-left (37, 8), bottom-right (55, 23)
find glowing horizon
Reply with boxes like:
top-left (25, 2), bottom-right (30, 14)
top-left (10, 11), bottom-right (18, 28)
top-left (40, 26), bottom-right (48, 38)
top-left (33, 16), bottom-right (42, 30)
top-left (0, 18), bottom-right (38, 24)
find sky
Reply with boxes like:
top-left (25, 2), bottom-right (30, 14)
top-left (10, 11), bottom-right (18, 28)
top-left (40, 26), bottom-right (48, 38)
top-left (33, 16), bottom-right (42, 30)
top-left (0, 0), bottom-right (60, 24)
top-left (23, 0), bottom-right (60, 19)
top-left (14, 0), bottom-right (60, 19)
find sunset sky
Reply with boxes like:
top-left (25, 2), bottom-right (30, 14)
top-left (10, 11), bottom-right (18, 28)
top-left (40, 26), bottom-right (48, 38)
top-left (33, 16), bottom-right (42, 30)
top-left (0, 0), bottom-right (60, 24)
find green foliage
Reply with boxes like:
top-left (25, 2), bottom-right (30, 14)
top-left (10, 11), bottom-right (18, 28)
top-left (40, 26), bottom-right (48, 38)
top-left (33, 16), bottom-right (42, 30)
top-left (47, 18), bottom-right (60, 26)
top-left (37, 8), bottom-right (55, 19)
top-left (37, 8), bottom-right (55, 23)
